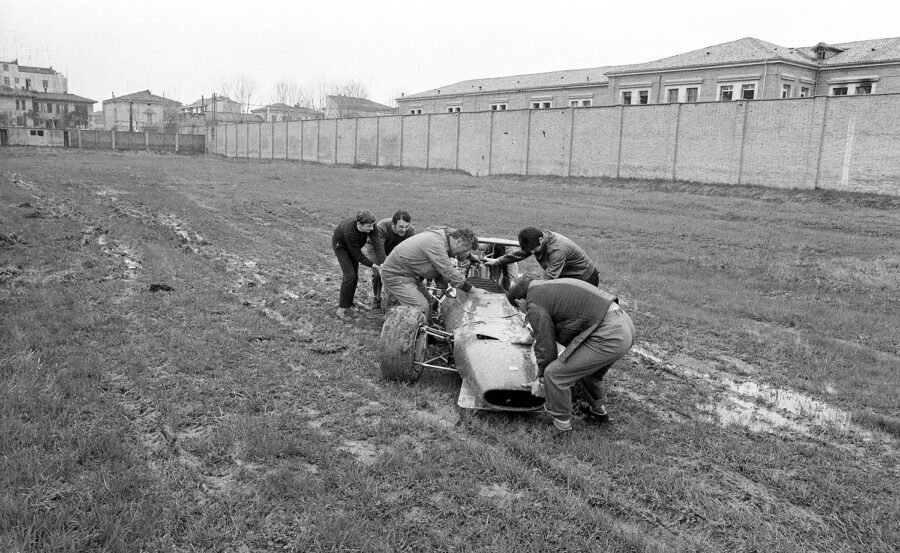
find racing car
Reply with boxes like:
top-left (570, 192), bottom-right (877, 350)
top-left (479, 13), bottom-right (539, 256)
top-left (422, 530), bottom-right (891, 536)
top-left (378, 237), bottom-right (546, 412)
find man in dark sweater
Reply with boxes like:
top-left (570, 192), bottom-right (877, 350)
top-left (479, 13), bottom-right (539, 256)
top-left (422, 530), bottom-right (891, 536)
top-left (368, 210), bottom-right (416, 310)
top-left (485, 227), bottom-right (600, 285)
top-left (332, 211), bottom-right (378, 319)
top-left (507, 274), bottom-right (634, 432)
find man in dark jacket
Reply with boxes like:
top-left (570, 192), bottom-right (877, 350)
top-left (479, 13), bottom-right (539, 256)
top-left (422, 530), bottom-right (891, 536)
top-left (507, 273), bottom-right (634, 432)
top-left (485, 227), bottom-right (600, 285)
top-left (367, 210), bottom-right (416, 310)
top-left (332, 210), bottom-right (378, 320)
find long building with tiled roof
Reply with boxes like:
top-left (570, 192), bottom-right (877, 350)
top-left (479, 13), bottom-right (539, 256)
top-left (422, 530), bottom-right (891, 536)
top-left (397, 36), bottom-right (900, 115)
top-left (101, 90), bottom-right (182, 132)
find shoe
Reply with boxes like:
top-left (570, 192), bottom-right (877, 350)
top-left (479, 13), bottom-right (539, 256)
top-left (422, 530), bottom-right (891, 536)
top-left (552, 418), bottom-right (573, 432)
top-left (336, 307), bottom-right (352, 320)
top-left (585, 403), bottom-right (610, 424)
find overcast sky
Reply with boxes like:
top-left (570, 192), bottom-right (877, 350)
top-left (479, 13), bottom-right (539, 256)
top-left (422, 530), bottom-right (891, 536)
top-left (1, 0), bottom-right (896, 110)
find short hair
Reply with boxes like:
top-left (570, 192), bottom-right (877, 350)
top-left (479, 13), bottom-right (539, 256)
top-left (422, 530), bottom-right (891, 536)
top-left (355, 210), bottom-right (376, 224)
top-left (448, 227), bottom-right (478, 250)
top-left (506, 271), bottom-right (542, 306)
top-left (392, 210), bottom-right (411, 224)
top-left (517, 227), bottom-right (543, 251)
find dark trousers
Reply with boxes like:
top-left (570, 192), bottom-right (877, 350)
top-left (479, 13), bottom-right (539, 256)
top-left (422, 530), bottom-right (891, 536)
top-left (334, 247), bottom-right (359, 308)
top-left (371, 268), bottom-right (382, 302)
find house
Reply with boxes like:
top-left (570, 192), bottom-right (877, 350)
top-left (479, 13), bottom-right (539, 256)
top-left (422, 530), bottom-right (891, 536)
top-left (0, 60), bottom-right (95, 128)
top-left (397, 36), bottom-right (900, 114)
top-left (102, 90), bottom-right (181, 132)
top-left (323, 95), bottom-right (395, 118)
top-left (250, 103), bottom-right (323, 122)
top-left (179, 96), bottom-right (241, 116)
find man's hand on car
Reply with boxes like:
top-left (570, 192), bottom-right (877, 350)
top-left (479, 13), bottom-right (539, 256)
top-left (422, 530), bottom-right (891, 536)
top-left (521, 378), bottom-right (545, 398)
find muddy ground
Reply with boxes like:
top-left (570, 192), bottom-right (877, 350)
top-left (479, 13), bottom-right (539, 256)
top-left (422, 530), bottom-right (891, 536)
top-left (1, 147), bottom-right (898, 552)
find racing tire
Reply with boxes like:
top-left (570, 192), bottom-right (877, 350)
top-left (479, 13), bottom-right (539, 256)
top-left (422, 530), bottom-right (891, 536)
top-left (379, 305), bottom-right (427, 382)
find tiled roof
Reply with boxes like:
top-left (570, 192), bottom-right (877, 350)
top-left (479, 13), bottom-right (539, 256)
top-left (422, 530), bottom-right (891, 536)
top-left (403, 67), bottom-right (612, 100)
top-left (16, 65), bottom-right (59, 75)
top-left (794, 36), bottom-right (900, 65)
top-left (0, 86), bottom-right (94, 103)
top-left (103, 90), bottom-right (181, 105)
top-left (251, 103), bottom-right (321, 112)
top-left (607, 37), bottom-right (815, 75)
top-left (326, 95), bottom-right (393, 111)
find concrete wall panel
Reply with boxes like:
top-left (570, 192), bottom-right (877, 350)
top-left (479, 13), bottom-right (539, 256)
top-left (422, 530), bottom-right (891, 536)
top-left (215, 125), bottom-right (226, 154)
top-left (401, 115), bottom-right (429, 168)
top-left (247, 122), bottom-right (261, 158)
top-left (528, 109), bottom-right (572, 176)
top-left (116, 131), bottom-right (146, 150)
top-left (490, 110), bottom-right (528, 175)
top-left (273, 122), bottom-right (287, 159)
top-left (318, 119), bottom-right (337, 164)
top-left (356, 117), bottom-right (378, 165)
top-left (226, 125), bottom-right (237, 157)
top-left (457, 112), bottom-right (491, 176)
top-left (81, 130), bottom-right (113, 149)
top-left (619, 105), bottom-right (678, 180)
top-left (258, 123), bottom-right (273, 159)
top-left (336, 119), bottom-right (357, 164)
top-left (235, 124), bottom-right (247, 157)
top-left (378, 116), bottom-right (402, 166)
top-left (674, 102), bottom-right (744, 184)
top-left (817, 96), bottom-right (900, 195)
top-left (286, 121), bottom-right (302, 160)
top-left (428, 113), bottom-right (459, 170)
top-left (569, 108), bottom-right (619, 177)
top-left (740, 100), bottom-right (817, 189)
top-left (302, 120), bottom-right (318, 161)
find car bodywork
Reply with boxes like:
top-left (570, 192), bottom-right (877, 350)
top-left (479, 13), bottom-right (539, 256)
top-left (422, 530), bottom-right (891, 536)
top-left (379, 237), bottom-right (546, 412)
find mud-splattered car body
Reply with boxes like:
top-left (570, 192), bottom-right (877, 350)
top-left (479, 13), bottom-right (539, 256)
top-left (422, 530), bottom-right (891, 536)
top-left (379, 237), bottom-right (545, 412)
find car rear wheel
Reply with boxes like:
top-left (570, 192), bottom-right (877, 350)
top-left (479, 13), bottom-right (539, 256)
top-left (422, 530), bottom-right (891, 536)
top-left (379, 305), bottom-right (427, 382)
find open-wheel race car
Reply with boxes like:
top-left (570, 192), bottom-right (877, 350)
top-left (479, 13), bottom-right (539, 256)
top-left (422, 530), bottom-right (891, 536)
top-left (378, 237), bottom-right (546, 412)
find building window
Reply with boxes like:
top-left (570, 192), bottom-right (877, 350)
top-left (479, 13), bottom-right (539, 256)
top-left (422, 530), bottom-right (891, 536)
top-left (569, 99), bottom-right (591, 107)
top-left (2, 77), bottom-right (8, 86)
top-left (14, 77), bottom-right (19, 84)
top-left (855, 83), bottom-right (873, 94)
top-left (490, 103), bottom-right (507, 111)
top-left (408, 108), bottom-right (422, 114)
top-left (447, 106), bottom-right (461, 113)
top-left (147, 112), bottom-right (154, 123)
top-left (718, 85), bottom-right (734, 101)
top-left (2, 63), bottom-right (7, 71)
top-left (686, 87), bottom-right (698, 103)
top-left (56, 104), bottom-right (61, 114)
top-left (530, 101), bottom-right (551, 109)
top-left (799, 86), bottom-right (810, 98)
top-left (25, 78), bottom-right (31, 90)
top-left (47, 103), bottom-right (53, 113)
top-left (741, 84), bottom-right (756, 100)
top-left (43, 80), bottom-right (49, 90)
top-left (638, 90), bottom-right (649, 104)
top-left (621, 91), bottom-right (632, 105)
top-left (831, 86), bottom-right (849, 96)
top-left (666, 88), bottom-right (680, 103)
top-left (781, 83), bottom-right (792, 98)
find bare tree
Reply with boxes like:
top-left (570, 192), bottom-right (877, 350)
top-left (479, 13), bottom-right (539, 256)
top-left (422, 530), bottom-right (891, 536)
top-left (297, 80), bottom-right (371, 114)
top-left (220, 76), bottom-right (257, 113)
top-left (271, 80), bottom-right (301, 105)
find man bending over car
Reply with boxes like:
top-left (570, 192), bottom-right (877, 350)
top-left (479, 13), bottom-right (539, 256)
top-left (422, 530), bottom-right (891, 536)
top-left (507, 273), bottom-right (634, 432)
top-left (380, 227), bottom-right (484, 323)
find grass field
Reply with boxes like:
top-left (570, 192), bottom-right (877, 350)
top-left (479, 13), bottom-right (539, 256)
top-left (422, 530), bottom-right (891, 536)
top-left (1, 146), bottom-right (898, 552)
